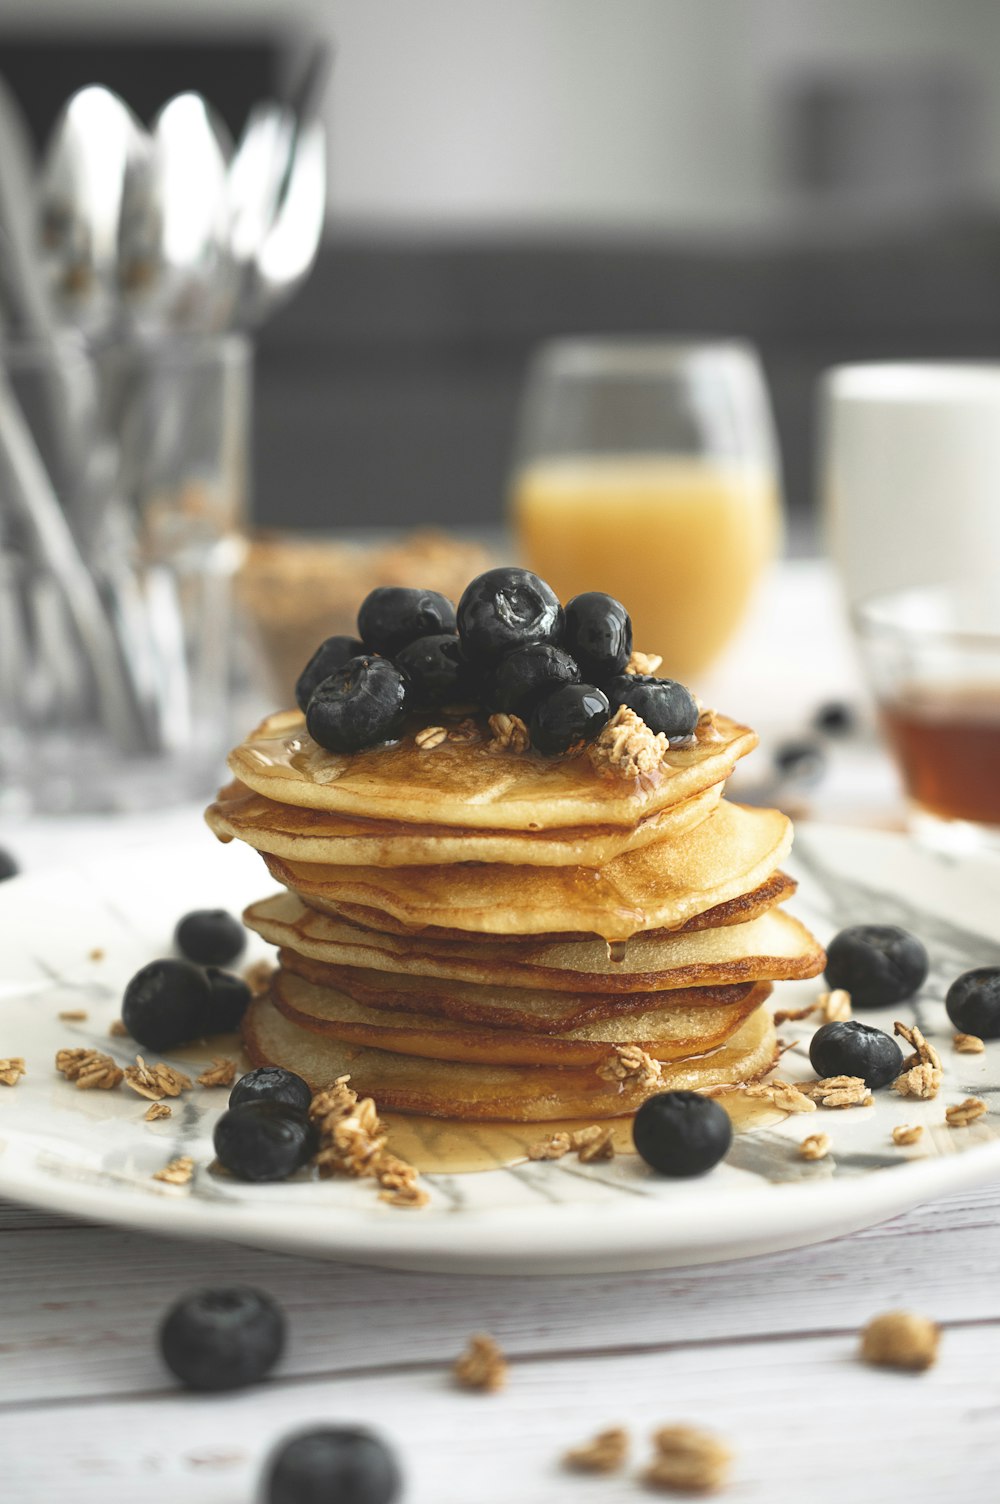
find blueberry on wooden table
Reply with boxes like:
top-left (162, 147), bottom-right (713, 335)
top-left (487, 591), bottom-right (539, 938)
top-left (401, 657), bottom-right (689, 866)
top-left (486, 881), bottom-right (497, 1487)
top-left (175, 908), bottom-right (246, 967)
top-left (457, 566), bottom-right (564, 666)
top-left (295, 635), bottom-right (365, 713)
top-left (263, 1425), bottom-right (402, 1504)
top-left (633, 1090), bottom-right (733, 1176)
top-left (203, 968), bottom-right (253, 1032)
top-left (488, 643), bottom-right (580, 717)
top-left (358, 585), bottom-right (456, 658)
top-left (159, 1286), bottom-right (285, 1391)
top-left (809, 1019), bottom-right (904, 1088)
top-left (946, 968), bottom-right (1000, 1039)
top-left (529, 682), bottom-right (610, 757)
top-left (306, 656), bottom-right (408, 753)
top-left (602, 674), bottom-right (699, 738)
top-left (824, 925), bottom-right (929, 1009)
top-left (395, 632), bottom-right (469, 709)
top-left (213, 1101), bottom-right (317, 1182)
top-left (563, 591), bottom-right (633, 681)
top-left (0, 848), bottom-right (19, 881)
top-left (121, 959), bottom-right (212, 1051)
top-left (229, 1065), bottom-right (313, 1114)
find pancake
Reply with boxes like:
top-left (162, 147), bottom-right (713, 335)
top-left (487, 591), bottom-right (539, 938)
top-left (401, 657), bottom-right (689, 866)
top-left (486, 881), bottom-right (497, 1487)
top-left (243, 991), bottom-right (779, 1121)
top-left (311, 868), bottom-right (798, 945)
top-left (270, 967), bottom-right (771, 1066)
top-left (244, 892), bottom-right (827, 994)
top-left (259, 802), bottom-right (792, 943)
top-left (229, 708), bottom-right (757, 830)
top-left (206, 777), bottom-right (725, 868)
top-left (279, 951), bottom-right (763, 1032)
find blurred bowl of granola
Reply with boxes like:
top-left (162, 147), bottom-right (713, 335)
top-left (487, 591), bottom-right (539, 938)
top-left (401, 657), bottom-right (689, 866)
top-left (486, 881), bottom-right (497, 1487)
top-left (238, 530), bottom-right (493, 704)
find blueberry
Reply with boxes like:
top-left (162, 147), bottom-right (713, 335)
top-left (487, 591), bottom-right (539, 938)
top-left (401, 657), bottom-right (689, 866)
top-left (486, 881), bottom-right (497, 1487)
top-left (457, 567), bottom-right (564, 666)
top-left (824, 925), bottom-right (929, 1009)
top-left (159, 1286), bottom-right (285, 1392)
top-left (295, 635), bottom-right (364, 714)
top-left (306, 656), bottom-right (408, 753)
top-left (603, 674), bottom-right (699, 739)
top-left (809, 1019), bottom-right (904, 1088)
top-left (814, 700), bottom-right (856, 737)
top-left (204, 968), bottom-right (253, 1032)
top-left (213, 1101), bottom-right (317, 1182)
top-left (175, 909), bottom-right (245, 967)
top-left (122, 959), bottom-right (211, 1051)
top-left (395, 632), bottom-right (469, 709)
top-left (564, 592), bottom-right (632, 682)
top-left (633, 1090), bottom-right (733, 1176)
top-left (488, 643), bottom-right (580, 717)
top-left (357, 587), bottom-right (456, 658)
top-left (0, 848), bottom-right (19, 882)
top-left (230, 1065), bottom-right (313, 1115)
top-left (263, 1425), bottom-right (402, 1504)
top-left (946, 967), bottom-right (1000, 1039)
top-left (529, 682), bottom-right (609, 757)
top-left (773, 739), bottom-right (826, 784)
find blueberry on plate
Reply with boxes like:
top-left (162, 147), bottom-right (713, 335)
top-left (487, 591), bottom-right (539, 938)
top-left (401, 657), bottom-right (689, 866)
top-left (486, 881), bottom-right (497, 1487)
top-left (529, 682), bottom-right (609, 757)
top-left (159, 1286), bottom-right (285, 1391)
top-left (946, 967), bottom-right (1000, 1039)
top-left (204, 968), bottom-right (253, 1032)
top-left (633, 1090), bottom-right (732, 1176)
top-left (357, 586), bottom-right (456, 658)
top-left (306, 656), bottom-right (408, 753)
top-left (213, 1101), bottom-right (317, 1182)
top-left (0, 848), bottom-right (19, 882)
top-left (488, 643), bottom-right (580, 717)
top-left (229, 1065), bottom-right (313, 1115)
top-left (395, 632), bottom-right (469, 709)
top-left (809, 1019), bottom-right (903, 1088)
top-left (563, 592), bottom-right (632, 682)
top-left (295, 635), bottom-right (364, 714)
top-left (122, 959), bottom-right (211, 1051)
top-left (603, 674), bottom-right (699, 739)
top-left (813, 700), bottom-right (856, 737)
top-left (457, 567), bottom-right (564, 666)
top-left (824, 925), bottom-right (929, 1009)
top-left (175, 908), bottom-right (245, 967)
top-left (263, 1425), bottom-right (402, 1504)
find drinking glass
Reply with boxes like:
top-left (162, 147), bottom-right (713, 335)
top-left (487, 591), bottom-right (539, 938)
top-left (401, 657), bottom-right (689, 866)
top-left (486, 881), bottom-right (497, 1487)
top-left (855, 581), bottom-right (1000, 855)
top-left (509, 338), bottom-right (782, 682)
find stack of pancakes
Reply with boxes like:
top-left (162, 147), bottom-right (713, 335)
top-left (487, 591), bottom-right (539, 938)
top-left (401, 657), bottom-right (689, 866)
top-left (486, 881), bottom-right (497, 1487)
top-left (207, 704), bottom-right (825, 1123)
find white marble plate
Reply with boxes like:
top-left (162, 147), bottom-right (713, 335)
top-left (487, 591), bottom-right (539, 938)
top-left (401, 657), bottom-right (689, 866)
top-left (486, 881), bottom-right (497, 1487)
top-left (1, 825), bottom-right (999, 1274)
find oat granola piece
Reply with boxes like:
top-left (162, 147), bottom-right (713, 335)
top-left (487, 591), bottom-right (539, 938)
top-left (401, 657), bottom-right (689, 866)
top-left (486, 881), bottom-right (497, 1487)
top-left (953, 1032), bottom-right (986, 1055)
top-left (88, 947), bottom-right (105, 962)
top-left (378, 1180), bottom-right (430, 1209)
top-left (122, 1056), bottom-right (192, 1101)
top-left (486, 713), bottom-right (529, 753)
top-left (625, 650), bottom-right (663, 676)
top-left (153, 1155), bottom-right (195, 1186)
top-left (892, 1123), bottom-right (924, 1146)
top-left (446, 717), bottom-right (481, 746)
top-left (57, 1009), bottom-right (88, 1022)
top-left (144, 1102), bottom-right (172, 1122)
top-left (375, 1150), bottom-right (429, 1208)
top-left (414, 725), bottom-right (448, 750)
top-left (309, 1074), bottom-right (359, 1128)
top-left (818, 989), bottom-right (852, 1023)
top-left (893, 1063), bottom-right (942, 1101)
top-left (945, 1096), bottom-right (988, 1127)
top-left (588, 706), bottom-right (669, 779)
top-left (314, 1090), bottom-right (387, 1180)
top-left (108, 1018), bottom-right (129, 1038)
top-left (596, 1043), bottom-right (663, 1091)
top-left (860, 1311), bottom-right (939, 1372)
top-left (242, 959), bottom-right (276, 998)
top-left (0, 1057), bottom-right (26, 1087)
top-left (562, 1427), bottom-right (629, 1474)
top-left (645, 1425), bottom-right (733, 1495)
top-left (799, 1132), bottom-right (831, 1161)
top-left (197, 1057), bottom-right (238, 1088)
top-left (55, 1047), bottom-right (123, 1090)
top-left (806, 1075), bottom-right (873, 1109)
top-left (772, 1002), bottom-right (818, 1026)
top-left (452, 1333), bottom-right (507, 1392)
top-left (528, 1131), bottom-right (572, 1161)
top-left (746, 1078), bottom-right (817, 1114)
top-left (894, 1020), bottom-right (942, 1073)
top-left (571, 1125), bottom-right (616, 1163)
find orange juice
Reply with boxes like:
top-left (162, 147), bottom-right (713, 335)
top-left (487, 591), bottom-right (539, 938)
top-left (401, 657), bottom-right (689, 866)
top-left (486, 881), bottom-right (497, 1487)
top-left (511, 454), bottom-right (781, 680)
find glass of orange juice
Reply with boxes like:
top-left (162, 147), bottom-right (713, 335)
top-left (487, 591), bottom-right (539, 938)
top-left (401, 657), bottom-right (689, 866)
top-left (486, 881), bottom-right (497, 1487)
top-left (509, 338), bottom-right (783, 681)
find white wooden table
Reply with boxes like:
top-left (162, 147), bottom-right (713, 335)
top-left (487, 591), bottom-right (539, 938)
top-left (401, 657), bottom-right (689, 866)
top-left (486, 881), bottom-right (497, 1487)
top-left (4, 561), bottom-right (998, 1502)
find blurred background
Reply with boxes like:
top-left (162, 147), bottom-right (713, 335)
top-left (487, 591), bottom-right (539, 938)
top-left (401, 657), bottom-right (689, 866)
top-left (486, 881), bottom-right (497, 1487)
top-left (5, 0), bottom-right (1000, 547)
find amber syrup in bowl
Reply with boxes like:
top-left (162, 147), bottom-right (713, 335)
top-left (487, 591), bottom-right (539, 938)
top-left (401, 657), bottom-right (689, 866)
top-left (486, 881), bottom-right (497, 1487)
top-left (881, 685), bottom-right (1000, 842)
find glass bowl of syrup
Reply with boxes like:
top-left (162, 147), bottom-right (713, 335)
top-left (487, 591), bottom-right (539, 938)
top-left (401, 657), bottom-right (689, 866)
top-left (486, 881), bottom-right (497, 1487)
top-left (855, 582), bottom-right (1000, 854)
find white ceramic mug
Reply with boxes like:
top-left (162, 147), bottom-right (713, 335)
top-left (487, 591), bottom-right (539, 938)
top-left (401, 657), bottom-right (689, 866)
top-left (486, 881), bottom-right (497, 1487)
top-left (820, 362), bottom-right (1000, 604)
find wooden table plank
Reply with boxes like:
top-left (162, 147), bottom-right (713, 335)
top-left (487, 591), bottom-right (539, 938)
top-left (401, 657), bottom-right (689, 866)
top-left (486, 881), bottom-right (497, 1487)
top-left (3, 1320), bottom-right (998, 1503)
top-left (1, 1181), bottom-right (998, 1408)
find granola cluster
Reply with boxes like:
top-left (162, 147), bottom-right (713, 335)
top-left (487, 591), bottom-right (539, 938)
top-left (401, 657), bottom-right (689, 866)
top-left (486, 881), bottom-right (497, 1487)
top-left (123, 1057), bottom-right (192, 1101)
top-left (596, 1043), bottom-right (664, 1092)
top-left (527, 1124), bottom-right (616, 1163)
top-left (0, 1057), bottom-right (26, 1087)
top-left (452, 1332), bottom-right (507, 1392)
top-left (55, 1048), bottom-right (123, 1091)
top-left (588, 706), bottom-right (670, 779)
top-left (309, 1075), bottom-right (428, 1208)
top-left (860, 1310), bottom-right (940, 1371)
top-left (892, 1021), bottom-right (942, 1100)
